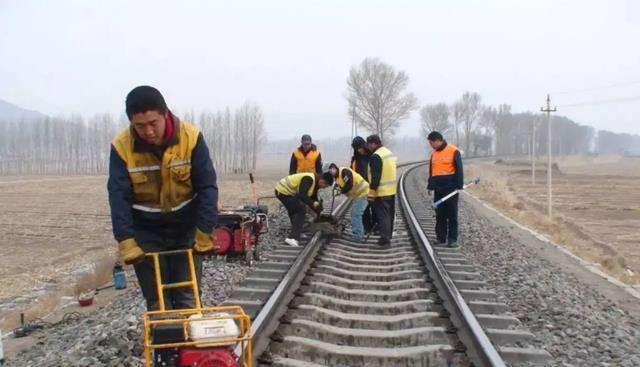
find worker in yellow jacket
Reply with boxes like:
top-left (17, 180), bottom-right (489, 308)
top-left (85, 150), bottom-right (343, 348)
top-left (366, 135), bottom-right (397, 248)
top-left (275, 172), bottom-right (334, 247)
top-left (108, 86), bottom-right (217, 311)
top-left (289, 134), bottom-right (322, 175)
top-left (329, 163), bottom-right (369, 242)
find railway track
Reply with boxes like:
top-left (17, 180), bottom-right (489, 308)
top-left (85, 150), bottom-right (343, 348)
top-left (224, 162), bottom-right (551, 366)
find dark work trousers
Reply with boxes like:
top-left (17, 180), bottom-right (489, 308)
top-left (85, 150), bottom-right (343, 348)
top-left (362, 204), bottom-right (378, 233)
top-left (133, 227), bottom-right (201, 311)
top-left (276, 191), bottom-right (306, 240)
top-left (372, 195), bottom-right (395, 244)
top-left (434, 189), bottom-right (459, 243)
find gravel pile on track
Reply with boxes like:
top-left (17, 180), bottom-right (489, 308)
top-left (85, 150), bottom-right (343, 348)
top-left (456, 199), bottom-right (640, 366)
top-left (4, 211), bottom-right (291, 367)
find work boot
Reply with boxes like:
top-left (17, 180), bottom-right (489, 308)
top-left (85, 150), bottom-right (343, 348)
top-left (377, 238), bottom-right (391, 248)
top-left (448, 240), bottom-right (459, 248)
top-left (284, 238), bottom-right (300, 247)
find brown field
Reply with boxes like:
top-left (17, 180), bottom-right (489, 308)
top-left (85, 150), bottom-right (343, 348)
top-left (0, 171), bottom-right (283, 330)
top-left (467, 155), bottom-right (640, 286)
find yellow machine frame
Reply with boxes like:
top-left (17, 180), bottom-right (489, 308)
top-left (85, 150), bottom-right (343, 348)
top-left (142, 249), bottom-right (253, 367)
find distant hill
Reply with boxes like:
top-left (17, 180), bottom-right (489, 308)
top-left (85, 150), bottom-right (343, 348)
top-left (0, 99), bottom-right (45, 121)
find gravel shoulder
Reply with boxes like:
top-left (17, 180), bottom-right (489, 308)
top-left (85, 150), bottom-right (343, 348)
top-left (459, 193), bottom-right (640, 366)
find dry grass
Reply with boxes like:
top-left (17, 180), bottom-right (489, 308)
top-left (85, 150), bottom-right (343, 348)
top-left (467, 156), bottom-right (640, 285)
top-left (0, 170), bottom-right (289, 330)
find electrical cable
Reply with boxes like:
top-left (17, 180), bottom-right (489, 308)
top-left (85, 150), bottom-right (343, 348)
top-left (554, 80), bottom-right (640, 95)
top-left (557, 96), bottom-right (640, 108)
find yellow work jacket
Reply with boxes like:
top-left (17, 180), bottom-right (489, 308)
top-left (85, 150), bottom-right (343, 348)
top-left (368, 146), bottom-right (397, 197)
top-left (111, 121), bottom-right (199, 213)
top-left (275, 173), bottom-right (316, 197)
top-left (336, 167), bottom-right (369, 199)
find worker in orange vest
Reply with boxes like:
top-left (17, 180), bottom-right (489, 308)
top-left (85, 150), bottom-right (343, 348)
top-left (427, 131), bottom-right (464, 248)
top-left (289, 134), bottom-right (322, 175)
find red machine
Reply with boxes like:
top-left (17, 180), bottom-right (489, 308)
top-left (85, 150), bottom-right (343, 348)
top-left (213, 204), bottom-right (268, 265)
top-left (212, 174), bottom-right (269, 265)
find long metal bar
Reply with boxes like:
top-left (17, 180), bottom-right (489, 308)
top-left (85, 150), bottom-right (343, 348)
top-left (399, 163), bottom-right (506, 367)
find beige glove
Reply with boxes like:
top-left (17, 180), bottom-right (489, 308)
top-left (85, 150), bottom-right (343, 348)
top-left (193, 228), bottom-right (217, 254)
top-left (118, 238), bottom-right (145, 265)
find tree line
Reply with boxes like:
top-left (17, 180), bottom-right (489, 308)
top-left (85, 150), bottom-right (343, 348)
top-left (346, 57), bottom-right (640, 156)
top-left (0, 102), bottom-right (265, 175)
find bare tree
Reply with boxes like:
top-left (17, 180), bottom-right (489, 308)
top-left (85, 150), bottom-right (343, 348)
top-left (455, 91), bottom-right (482, 154)
top-left (452, 101), bottom-right (465, 145)
top-left (419, 103), bottom-right (451, 138)
top-left (346, 58), bottom-right (418, 141)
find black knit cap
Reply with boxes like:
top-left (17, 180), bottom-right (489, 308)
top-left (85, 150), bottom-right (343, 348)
top-left (351, 136), bottom-right (365, 148)
top-left (301, 134), bottom-right (312, 143)
top-left (427, 131), bottom-right (444, 141)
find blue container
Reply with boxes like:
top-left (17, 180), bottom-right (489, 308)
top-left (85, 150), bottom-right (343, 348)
top-left (113, 264), bottom-right (127, 290)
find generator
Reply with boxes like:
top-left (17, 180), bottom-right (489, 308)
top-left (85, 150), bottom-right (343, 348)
top-left (143, 249), bottom-right (252, 367)
top-left (213, 204), bottom-right (268, 265)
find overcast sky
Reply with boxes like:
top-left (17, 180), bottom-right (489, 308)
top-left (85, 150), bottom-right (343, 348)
top-left (1, 0), bottom-right (639, 139)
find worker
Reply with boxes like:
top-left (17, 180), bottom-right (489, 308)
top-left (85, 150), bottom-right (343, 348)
top-left (427, 131), bottom-right (463, 247)
top-left (366, 135), bottom-right (397, 248)
top-left (289, 134), bottom-right (322, 175)
top-left (329, 163), bottom-right (369, 242)
top-left (107, 86), bottom-right (217, 311)
top-left (275, 172), bottom-right (334, 247)
top-left (350, 136), bottom-right (375, 234)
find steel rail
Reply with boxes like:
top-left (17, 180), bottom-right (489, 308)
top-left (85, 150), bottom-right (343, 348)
top-left (399, 162), bottom-right (506, 367)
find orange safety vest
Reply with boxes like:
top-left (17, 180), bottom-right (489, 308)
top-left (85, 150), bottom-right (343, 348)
top-left (430, 143), bottom-right (458, 176)
top-left (293, 148), bottom-right (320, 173)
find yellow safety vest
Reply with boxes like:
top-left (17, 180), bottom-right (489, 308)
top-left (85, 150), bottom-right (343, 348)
top-left (111, 121), bottom-right (199, 213)
top-left (336, 167), bottom-right (369, 199)
top-left (293, 148), bottom-right (320, 173)
top-left (275, 173), bottom-right (316, 197)
top-left (368, 146), bottom-right (397, 197)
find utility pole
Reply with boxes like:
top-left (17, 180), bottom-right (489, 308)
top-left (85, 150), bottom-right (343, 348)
top-left (540, 94), bottom-right (556, 218)
top-left (532, 119), bottom-right (536, 184)
top-left (350, 105), bottom-right (358, 139)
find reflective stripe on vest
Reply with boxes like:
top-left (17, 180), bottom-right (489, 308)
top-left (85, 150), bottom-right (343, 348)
top-left (369, 146), bottom-right (397, 197)
top-left (112, 121), bottom-right (200, 213)
top-left (293, 148), bottom-right (320, 173)
top-left (336, 167), bottom-right (369, 199)
top-left (133, 194), bottom-right (197, 213)
top-left (275, 173), bottom-right (316, 197)
top-left (128, 165), bottom-right (161, 173)
top-left (431, 144), bottom-right (458, 176)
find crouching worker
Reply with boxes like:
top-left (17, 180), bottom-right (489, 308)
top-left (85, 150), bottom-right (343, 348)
top-left (107, 86), bottom-right (218, 311)
top-left (329, 163), bottom-right (369, 243)
top-left (275, 172), bottom-right (334, 247)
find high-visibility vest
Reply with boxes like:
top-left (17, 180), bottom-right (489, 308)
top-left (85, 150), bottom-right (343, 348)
top-left (336, 167), bottom-right (369, 199)
top-left (368, 146), bottom-right (397, 197)
top-left (431, 143), bottom-right (459, 176)
top-left (293, 148), bottom-right (320, 173)
top-left (275, 173), bottom-right (316, 197)
top-left (111, 121), bottom-right (199, 213)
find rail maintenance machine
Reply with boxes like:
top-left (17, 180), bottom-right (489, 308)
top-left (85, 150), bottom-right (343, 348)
top-left (143, 249), bottom-right (253, 367)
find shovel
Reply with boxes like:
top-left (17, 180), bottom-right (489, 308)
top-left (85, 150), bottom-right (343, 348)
top-left (431, 177), bottom-right (480, 209)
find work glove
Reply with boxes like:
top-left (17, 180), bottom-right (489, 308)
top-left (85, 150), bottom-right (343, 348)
top-left (118, 238), bottom-right (145, 265)
top-left (312, 201), bottom-right (323, 214)
top-left (194, 228), bottom-right (217, 254)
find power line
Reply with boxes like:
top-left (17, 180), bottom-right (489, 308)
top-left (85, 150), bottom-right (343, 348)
top-left (554, 80), bottom-right (640, 95)
top-left (557, 95), bottom-right (640, 108)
